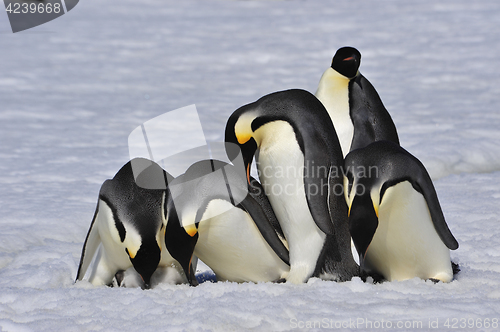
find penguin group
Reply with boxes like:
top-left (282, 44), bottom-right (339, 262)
top-left (76, 46), bottom-right (459, 288)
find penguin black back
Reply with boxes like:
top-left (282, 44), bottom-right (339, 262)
top-left (99, 158), bottom-right (172, 239)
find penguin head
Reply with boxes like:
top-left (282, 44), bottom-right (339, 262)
top-left (125, 239), bottom-right (161, 289)
top-left (331, 46), bottom-right (361, 79)
top-left (226, 89), bottom-right (334, 185)
top-left (164, 196), bottom-right (199, 286)
top-left (164, 160), bottom-right (245, 286)
top-left (225, 108), bottom-right (260, 184)
top-left (344, 164), bottom-right (380, 264)
top-left (116, 212), bottom-right (164, 290)
top-left (347, 191), bottom-right (379, 264)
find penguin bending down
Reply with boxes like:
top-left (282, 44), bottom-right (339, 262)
top-left (315, 46), bottom-right (399, 157)
top-left (165, 159), bottom-right (290, 284)
top-left (76, 158), bottom-right (192, 289)
top-left (225, 89), bottom-right (358, 284)
top-left (344, 141), bottom-right (459, 282)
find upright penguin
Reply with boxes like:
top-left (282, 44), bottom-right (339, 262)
top-left (165, 159), bottom-right (290, 284)
top-left (76, 158), bottom-right (191, 288)
top-left (315, 46), bottom-right (399, 156)
top-left (225, 89), bottom-right (358, 284)
top-left (344, 141), bottom-right (459, 282)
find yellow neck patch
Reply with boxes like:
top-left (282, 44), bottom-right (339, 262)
top-left (234, 112), bottom-right (257, 144)
top-left (184, 223), bottom-right (198, 237)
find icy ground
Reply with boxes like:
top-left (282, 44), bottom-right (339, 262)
top-left (1, 0), bottom-right (500, 331)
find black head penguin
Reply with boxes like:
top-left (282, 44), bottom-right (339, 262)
top-left (225, 89), bottom-right (358, 284)
top-left (315, 46), bottom-right (399, 156)
top-left (165, 159), bottom-right (290, 284)
top-left (75, 158), bottom-right (187, 289)
top-left (344, 141), bottom-right (459, 282)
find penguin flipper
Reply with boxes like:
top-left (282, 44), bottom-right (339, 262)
top-left (302, 141), bottom-right (338, 235)
top-left (248, 177), bottom-right (286, 241)
top-left (75, 202), bottom-right (102, 282)
top-left (238, 193), bottom-right (290, 266)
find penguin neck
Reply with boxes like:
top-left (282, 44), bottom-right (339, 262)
top-left (315, 67), bottom-right (356, 157)
top-left (252, 120), bottom-right (289, 151)
top-left (253, 121), bottom-right (326, 283)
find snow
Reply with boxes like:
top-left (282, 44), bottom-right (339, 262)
top-left (1, 0), bottom-right (500, 331)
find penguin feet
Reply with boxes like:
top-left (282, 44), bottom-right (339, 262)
top-left (452, 261), bottom-right (460, 275)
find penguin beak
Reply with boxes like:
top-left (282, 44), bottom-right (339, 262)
top-left (139, 275), bottom-right (151, 290)
top-left (246, 163), bottom-right (251, 185)
top-left (187, 257), bottom-right (199, 287)
top-left (240, 138), bottom-right (257, 186)
top-left (348, 194), bottom-right (379, 267)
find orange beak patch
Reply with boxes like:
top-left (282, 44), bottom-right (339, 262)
top-left (246, 163), bottom-right (251, 185)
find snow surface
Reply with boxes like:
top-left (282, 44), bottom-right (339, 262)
top-left (1, 0), bottom-right (500, 331)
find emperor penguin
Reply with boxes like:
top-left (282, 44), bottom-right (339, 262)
top-left (165, 159), bottom-right (290, 284)
top-left (75, 158), bottom-right (192, 288)
top-left (315, 46), bottom-right (399, 157)
top-left (344, 141), bottom-right (459, 282)
top-left (225, 89), bottom-right (359, 284)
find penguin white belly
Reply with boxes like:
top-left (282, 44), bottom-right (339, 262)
top-left (315, 68), bottom-right (353, 157)
top-left (254, 121), bottom-right (326, 284)
top-left (194, 199), bottom-right (289, 283)
top-left (364, 181), bottom-right (453, 282)
top-left (88, 200), bottom-right (132, 285)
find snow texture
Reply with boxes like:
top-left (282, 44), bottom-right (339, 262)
top-left (1, 0), bottom-right (499, 331)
